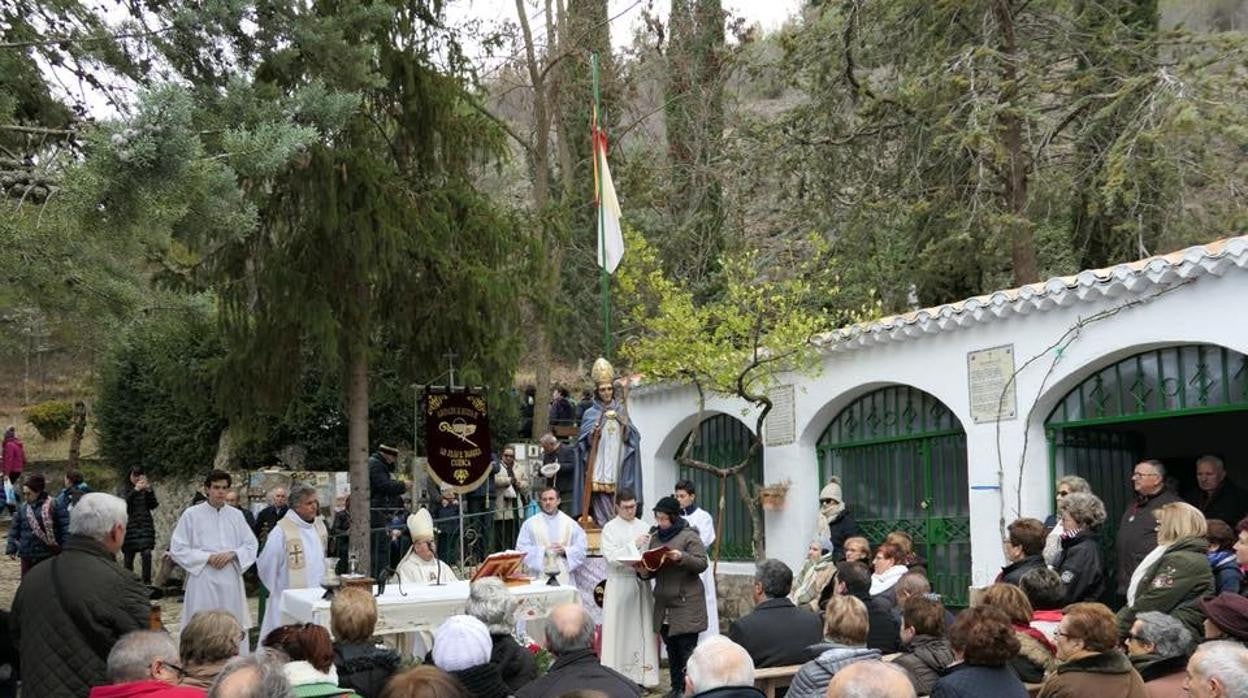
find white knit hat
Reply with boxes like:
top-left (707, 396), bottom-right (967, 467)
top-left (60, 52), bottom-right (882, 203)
top-left (820, 478), bottom-right (843, 503)
top-left (431, 615), bottom-right (492, 671)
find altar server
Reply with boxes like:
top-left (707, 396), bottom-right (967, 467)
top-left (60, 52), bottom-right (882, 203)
top-left (599, 488), bottom-right (659, 687)
top-left (170, 469), bottom-right (259, 655)
top-left (256, 484), bottom-right (328, 642)
top-left (394, 507), bottom-right (457, 586)
top-left (675, 478), bottom-right (719, 641)
top-left (516, 486), bottom-right (587, 585)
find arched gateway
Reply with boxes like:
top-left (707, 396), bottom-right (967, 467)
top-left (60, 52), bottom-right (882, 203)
top-left (1045, 343), bottom-right (1248, 585)
top-left (816, 385), bottom-right (971, 605)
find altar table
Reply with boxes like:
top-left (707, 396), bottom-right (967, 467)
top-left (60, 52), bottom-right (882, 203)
top-left (281, 580), bottom-right (579, 638)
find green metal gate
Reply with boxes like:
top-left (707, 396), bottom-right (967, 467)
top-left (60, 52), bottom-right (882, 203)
top-left (1045, 344), bottom-right (1248, 591)
top-left (678, 413), bottom-right (764, 560)
top-left (817, 386), bottom-right (971, 606)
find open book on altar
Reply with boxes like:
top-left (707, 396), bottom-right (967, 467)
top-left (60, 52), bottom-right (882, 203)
top-left (470, 551), bottom-right (531, 585)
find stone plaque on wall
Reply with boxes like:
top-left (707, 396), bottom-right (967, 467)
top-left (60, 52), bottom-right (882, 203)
top-left (765, 384), bottom-right (796, 445)
top-left (968, 344), bottom-right (1018, 424)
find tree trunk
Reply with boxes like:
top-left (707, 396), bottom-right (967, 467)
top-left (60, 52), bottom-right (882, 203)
top-left (518, 0), bottom-right (561, 441)
top-left (66, 400), bottom-right (86, 469)
top-left (991, 0), bottom-right (1038, 286)
top-left (346, 314), bottom-right (372, 574)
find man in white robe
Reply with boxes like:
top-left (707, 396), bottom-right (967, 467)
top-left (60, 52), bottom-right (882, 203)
top-left (675, 479), bottom-right (718, 641)
top-left (170, 470), bottom-right (258, 655)
top-left (516, 486), bottom-right (587, 585)
top-left (256, 484), bottom-right (327, 643)
top-left (394, 507), bottom-right (457, 586)
top-left (599, 488), bottom-right (659, 687)
top-left (391, 508), bottom-right (457, 658)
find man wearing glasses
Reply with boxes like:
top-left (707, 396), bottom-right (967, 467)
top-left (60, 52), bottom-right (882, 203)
top-left (1115, 460), bottom-right (1180, 601)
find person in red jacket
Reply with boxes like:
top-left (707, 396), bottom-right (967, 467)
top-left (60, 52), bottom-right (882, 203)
top-left (1, 426), bottom-right (24, 514)
top-left (88, 630), bottom-right (207, 697)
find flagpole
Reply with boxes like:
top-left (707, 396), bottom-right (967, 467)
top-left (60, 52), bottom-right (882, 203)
top-left (593, 52), bottom-right (610, 359)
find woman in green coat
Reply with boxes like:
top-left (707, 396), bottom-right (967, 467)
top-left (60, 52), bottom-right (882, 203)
top-left (1115, 502), bottom-right (1214, 641)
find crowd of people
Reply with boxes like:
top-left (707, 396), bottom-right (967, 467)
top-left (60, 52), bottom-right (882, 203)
top-left (5, 396), bottom-right (1248, 698)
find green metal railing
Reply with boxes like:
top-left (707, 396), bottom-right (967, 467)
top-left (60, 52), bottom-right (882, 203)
top-left (818, 386), bottom-right (972, 606)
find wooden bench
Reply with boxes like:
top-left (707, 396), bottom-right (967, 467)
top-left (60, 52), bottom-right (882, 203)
top-left (754, 665), bottom-right (801, 698)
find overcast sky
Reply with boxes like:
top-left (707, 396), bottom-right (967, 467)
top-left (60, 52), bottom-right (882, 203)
top-left (53, 0), bottom-right (802, 119)
top-left (446, 0), bottom-right (802, 57)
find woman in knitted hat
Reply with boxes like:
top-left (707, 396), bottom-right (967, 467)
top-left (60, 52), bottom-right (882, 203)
top-left (816, 478), bottom-right (861, 561)
top-left (790, 538), bottom-right (839, 613)
top-left (638, 495), bottom-right (708, 695)
top-left (431, 615), bottom-right (512, 698)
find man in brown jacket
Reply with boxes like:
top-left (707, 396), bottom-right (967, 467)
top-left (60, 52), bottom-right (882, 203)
top-left (639, 495), bottom-right (707, 698)
top-left (1115, 460), bottom-right (1180, 599)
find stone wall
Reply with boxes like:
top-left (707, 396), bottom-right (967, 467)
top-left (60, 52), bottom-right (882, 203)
top-left (714, 571), bottom-right (755, 632)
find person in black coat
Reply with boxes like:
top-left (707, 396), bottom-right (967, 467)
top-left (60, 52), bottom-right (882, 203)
top-left (1054, 492), bottom-right (1108, 604)
top-left (225, 489), bottom-right (256, 529)
top-left (728, 559), bottom-right (822, 668)
top-left (119, 467), bottom-right (159, 584)
top-left (834, 560), bottom-right (900, 654)
top-left (539, 433), bottom-right (578, 516)
top-left (1184, 455), bottom-right (1248, 532)
top-left (253, 485), bottom-right (289, 546)
top-left (467, 577), bottom-right (538, 692)
top-left (11, 492), bottom-right (150, 697)
top-left (516, 603), bottom-right (641, 698)
top-left (331, 587), bottom-right (400, 698)
top-left (369, 445), bottom-right (408, 578)
top-left (818, 479), bottom-right (861, 561)
top-left (930, 607), bottom-right (1028, 698)
top-left (684, 636), bottom-right (767, 698)
top-left (997, 517), bottom-right (1047, 586)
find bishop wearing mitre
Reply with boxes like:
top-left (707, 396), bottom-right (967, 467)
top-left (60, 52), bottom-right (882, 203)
top-left (394, 508), bottom-right (457, 586)
top-left (575, 357), bottom-right (643, 525)
top-left (392, 508), bottom-right (458, 658)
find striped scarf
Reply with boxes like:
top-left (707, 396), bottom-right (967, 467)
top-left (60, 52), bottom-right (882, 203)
top-left (24, 496), bottom-right (56, 548)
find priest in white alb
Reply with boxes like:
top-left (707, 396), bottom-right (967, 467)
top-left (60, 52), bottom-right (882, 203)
top-left (391, 507), bottom-right (457, 657)
top-left (170, 470), bottom-right (259, 655)
top-left (675, 478), bottom-right (719, 641)
top-left (256, 484), bottom-right (327, 643)
top-left (516, 486), bottom-right (586, 585)
top-left (599, 487), bottom-right (659, 688)
top-left (394, 507), bottom-right (457, 586)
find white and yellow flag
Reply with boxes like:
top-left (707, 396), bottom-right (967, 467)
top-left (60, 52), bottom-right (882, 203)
top-left (593, 127), bottom-right (624, 274)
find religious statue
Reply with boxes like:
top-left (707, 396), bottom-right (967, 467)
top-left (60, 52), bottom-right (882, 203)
top-left (574, 357), bottom-right (642, 527)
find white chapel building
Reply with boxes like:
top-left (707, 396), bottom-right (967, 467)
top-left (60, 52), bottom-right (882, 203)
top-left (627, 236), bottom-right (1248, 604)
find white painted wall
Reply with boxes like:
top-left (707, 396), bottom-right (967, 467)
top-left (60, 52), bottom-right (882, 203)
top-left (629, 268), bottom-right (1248, 585)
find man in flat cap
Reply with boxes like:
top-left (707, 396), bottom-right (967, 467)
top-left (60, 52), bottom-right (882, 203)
top-left (368, 444), bottom-right (408, 578)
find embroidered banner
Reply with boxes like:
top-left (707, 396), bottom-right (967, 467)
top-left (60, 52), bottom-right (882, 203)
top-left (424, 388), bottom-right (493, 494)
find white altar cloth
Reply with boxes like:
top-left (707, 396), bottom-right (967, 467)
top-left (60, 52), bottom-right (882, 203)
top-left (281, 580), bottom-right (579, 637)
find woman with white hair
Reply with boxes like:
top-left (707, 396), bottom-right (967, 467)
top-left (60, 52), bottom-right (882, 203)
top-left (465, 578), bottom-right (536, 692)
top-left (1053, 491), bottom-right (1108, 605)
